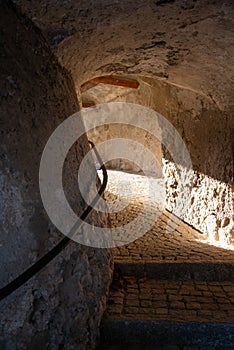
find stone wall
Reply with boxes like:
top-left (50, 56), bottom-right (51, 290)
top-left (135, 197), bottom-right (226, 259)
top-left (113, 77), bottom-right (234, 246)
top-left (83, 76), bottom-right (233, 247)
top-left (86, 123), bottom-right (163, 176)
top-left (0, 2), bottom-right (112, 349)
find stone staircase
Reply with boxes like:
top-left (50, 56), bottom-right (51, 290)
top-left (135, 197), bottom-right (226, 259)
top-left (97, 172), bottom-right (234, 349)
top-left (98, 231), bottom-right (234, 349)
top-left (99, 274), bottom-right (234, 349)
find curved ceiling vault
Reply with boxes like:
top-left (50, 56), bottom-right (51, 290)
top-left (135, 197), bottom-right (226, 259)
top-left (16, 0), bottom-right (234, 111)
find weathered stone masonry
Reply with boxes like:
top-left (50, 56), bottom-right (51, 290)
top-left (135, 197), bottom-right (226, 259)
top-left (0, 2), bottom-right (112, 349)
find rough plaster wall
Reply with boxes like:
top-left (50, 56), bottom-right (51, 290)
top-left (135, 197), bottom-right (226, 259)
top-left (0, 2), bottom-right (112, 349)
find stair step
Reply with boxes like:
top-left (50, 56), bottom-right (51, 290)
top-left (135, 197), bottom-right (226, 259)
top-left (114, 262), bottom-right (234, 281)
top-left (100, 319), bottom-right (234, 348)
top-left (100, 173), bottom-right (234, 349)
top-left (100, 277), bottom-right (234, 347)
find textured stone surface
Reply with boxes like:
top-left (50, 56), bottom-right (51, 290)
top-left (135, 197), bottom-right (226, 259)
top-left (103, 171), bottom-right (234, 267)
top-left (99, 171), bottom-right (234, 349)
top-left (106, 277), bottom-right (234, 323)
top-left (88, 77), bottom-right (233, 246)
top-left (16, 0), bottom-right (234, 109)
top-left (0, 2), bottom-right (112, 349)
top-left (100, 318), bottom-right (234, 348)
top-left (15, 0), bottom-right (234, 243)
top-left (87, 122), bottom-right (163, 176)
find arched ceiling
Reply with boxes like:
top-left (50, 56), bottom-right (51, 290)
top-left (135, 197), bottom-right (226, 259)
top-left (16, 0), bottom-right (234, 110)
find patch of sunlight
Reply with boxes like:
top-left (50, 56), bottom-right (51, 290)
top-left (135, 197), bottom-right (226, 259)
top-left (194, 236), bottom-right (234, 251)
top-left (98, 169), bottom-right (166, 206)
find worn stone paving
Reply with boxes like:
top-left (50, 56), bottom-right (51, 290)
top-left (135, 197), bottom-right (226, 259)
top-left (106, 275), bottom-right (234, 323)
top-left (99, 171), bottom-right (234, 350)
top-left (102, 171), bottom-right (234, 264)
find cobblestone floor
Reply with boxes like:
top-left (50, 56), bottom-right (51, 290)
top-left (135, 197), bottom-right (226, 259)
top-left (102, 171), bottom-right (234, 263)
top-left (99, 171), bottom-right (234, 350)
top-left (106, 275), bottom-right (234, 323)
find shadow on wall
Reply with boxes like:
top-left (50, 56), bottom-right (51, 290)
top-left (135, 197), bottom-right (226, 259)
top-left (80, 75), bottom-right (234, 246)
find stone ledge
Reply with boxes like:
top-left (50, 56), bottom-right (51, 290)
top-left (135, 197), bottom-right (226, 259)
top-left (100, 320), bottom-right (234, 347)
top-left (114, 262), bottom-right (234, 281)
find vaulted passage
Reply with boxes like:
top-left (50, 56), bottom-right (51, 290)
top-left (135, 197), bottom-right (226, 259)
top-left (82, 74), bottom-right (234, 248)
top-left (0, 1), bottom-right (234, 349)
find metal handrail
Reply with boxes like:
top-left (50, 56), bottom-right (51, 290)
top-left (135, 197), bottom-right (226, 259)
top-left (0, 141), bottom-right (108, 302)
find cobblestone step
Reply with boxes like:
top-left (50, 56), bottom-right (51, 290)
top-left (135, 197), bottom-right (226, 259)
top-left (99, 172), bottom-right (234, 349)
top-left (100, 276), bottom-right (234, 348)
top-left (106, 276), bottom-right (234, 324)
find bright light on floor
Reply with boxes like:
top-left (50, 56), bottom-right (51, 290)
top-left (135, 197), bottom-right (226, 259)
top-left (98, 169), bottom-right (234, 251)
top-left (98, 169), bottom-right (166, 205)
